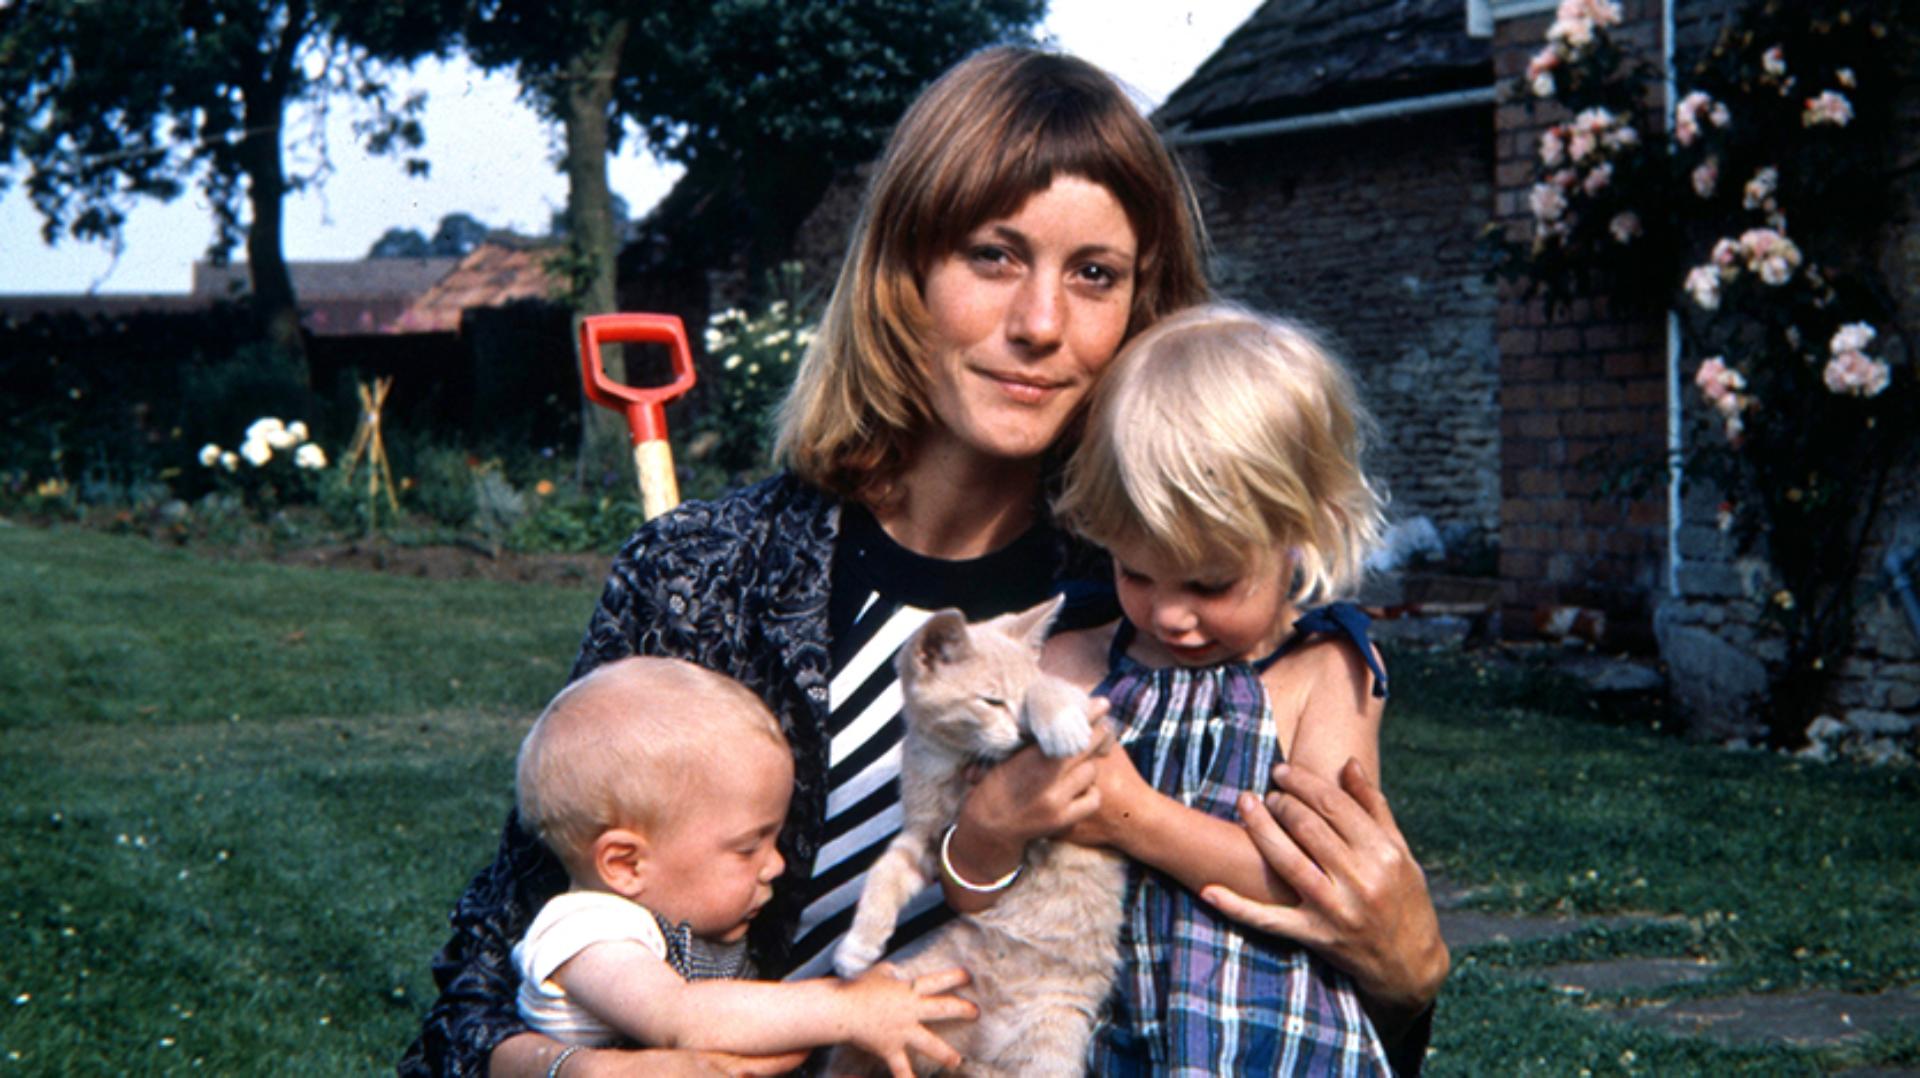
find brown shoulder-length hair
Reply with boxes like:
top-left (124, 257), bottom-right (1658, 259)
top-left (773, 46), bottom-right (1211, 506)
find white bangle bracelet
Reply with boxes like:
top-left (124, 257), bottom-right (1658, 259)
top-left (547, 1044), bottom-right (582, 1078)
top-left (939, 823), bottom-right (1023, 893)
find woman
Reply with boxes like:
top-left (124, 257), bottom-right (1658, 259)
top-left (402, 46), bottom-right (1444, 1078)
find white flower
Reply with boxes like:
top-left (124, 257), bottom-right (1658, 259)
top-left (294, 444), bottom-right (328, 470)
top-left (1529, 183), bottom-right (1569, 222)
top-left (1532, 73), bottom-right (1557, 98)
top-left (198, 443), bottom-right (222, 468)
top-left (1762, 45), bottom-right (1787, 78)
top-left (1742, 166), bottom-right (1778, 210)
top-left (1691, 158), bottom-right (1719, 198)
top-left (240, 439), bottom-right (272, 467)
top-left (1609, 211), bottom-right (1642, 243)
top-left (244, 417), bottom-right (286, 447)
top-left (1824, 351), bottom-right (1891, 397)
top-left (1549, 14), bottom-right (1594, 48)
top-left (1539, 128), bottom-right (1566, 167)
top-left (1804, 90), bottom-right (1853, 127)
top-left (1685, 265), bottom-right (1722, 310)
top-left (1830, 322), bottom-right (1876, 355)
top-left (1837, 67), bottom-right (1856, 89)
top-left (723, 354), bottom-right (743, 371)
top-left (1583, 162), bottom-right (1614, 196)
top-left (219, 451), bottom-right (239, 473)
top-left (1603, 123), bottom-right (1640, 150)
top-left (1568, 128), bottom-right (1596, 162)
top-left (286, 421), bottom-right (309, 443)
top-left (1711, 237), bottom-right (1742, 272)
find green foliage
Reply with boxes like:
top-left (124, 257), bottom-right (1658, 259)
top-left (683, 262), bottom-right (814, 485)
top-left (505, 491), bottom-right (643, 555)
top-left (1495, 0), bottom-right (1918, 744)
top-left (0, 0), bottom-right (450, 350)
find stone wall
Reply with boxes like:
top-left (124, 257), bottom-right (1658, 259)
top-left (1181, 106), bottom-right (1502, 561)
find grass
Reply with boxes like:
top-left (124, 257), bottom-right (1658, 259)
top-left (2, 521), bottom-right (1917, 1074)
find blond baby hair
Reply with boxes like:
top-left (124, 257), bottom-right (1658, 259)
top-left (1057, 304), bottom-right (1383, 604)
top-left (515, 656), bottom-right (786, 879)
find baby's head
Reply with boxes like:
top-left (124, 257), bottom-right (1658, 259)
top-left (1058, 303), bottom-right (1383, 606)
top-left (516, 657), bottom-right (791, 940)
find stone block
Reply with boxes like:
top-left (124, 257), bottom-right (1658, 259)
top-left (1655, 603), bottom-right (1770, 740)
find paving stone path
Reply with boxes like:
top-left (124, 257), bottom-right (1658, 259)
top-left (1430, 876), bottom-right (1920, 1068)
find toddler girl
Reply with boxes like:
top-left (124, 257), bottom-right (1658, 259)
top-left (1049, 304), bottom-right (1394, 1075)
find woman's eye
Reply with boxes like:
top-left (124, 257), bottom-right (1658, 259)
top-left (966, 244), bottom-right (1013, 271)
top-left (1074, 262), bottom-right (1120, 289)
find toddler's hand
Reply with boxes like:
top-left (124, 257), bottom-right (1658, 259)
top-left (839, 965), bottom-right (976, 1078)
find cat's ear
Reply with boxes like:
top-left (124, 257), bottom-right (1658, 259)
top-left (1001, 593), bottom-right (1065, 654)
top-left (905, 609), bottom-right (973, 676)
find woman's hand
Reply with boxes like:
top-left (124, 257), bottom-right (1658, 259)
top-left (942, 700), bottom-right (1111, 910)
top-left (1200, 759), bottom-right (1449, 1031)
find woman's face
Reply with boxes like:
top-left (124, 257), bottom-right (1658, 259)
top-left (917, 175), bottom-right (1137, 467)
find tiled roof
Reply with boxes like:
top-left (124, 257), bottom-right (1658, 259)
top-left (1156, 0), bottom-right (1492, 135)
top-left (192, 257), bottom-right (458, 301)
top-left (387, 243), bottom-right (560, 334)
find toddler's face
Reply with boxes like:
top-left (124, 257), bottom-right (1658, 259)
top-left (644, 738), bottom-right (792, 942)
top-left (1109, 537), bottom-right (1295, 668)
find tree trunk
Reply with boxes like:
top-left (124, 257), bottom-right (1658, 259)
top-left (242, 7), bottom-right (309, 384)
top-left (562, 15), bottom-right (632, 480)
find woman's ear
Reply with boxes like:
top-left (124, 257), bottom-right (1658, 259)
top-left (592, 828), bottom-right (651, 900)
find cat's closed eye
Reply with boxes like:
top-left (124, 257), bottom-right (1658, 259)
top-left (978, 696), bottom-right (1011, 711)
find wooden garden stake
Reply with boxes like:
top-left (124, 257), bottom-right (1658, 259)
top-left (341, 377), bottom-right (400, 521)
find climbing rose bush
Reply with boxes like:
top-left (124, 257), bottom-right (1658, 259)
top-left (1500, 0), bottom-right (1917, 745)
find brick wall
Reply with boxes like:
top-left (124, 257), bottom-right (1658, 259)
top-left (1182, 106), bottom-right (1502, 558)
top-left (1492, 2), bottom-right (1670, 649)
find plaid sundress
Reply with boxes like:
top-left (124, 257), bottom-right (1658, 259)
top-left (1088, 604), bottom-right (1393, 1077)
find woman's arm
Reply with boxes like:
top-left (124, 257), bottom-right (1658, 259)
top-left (556, 944), bottom-right (973, 1076)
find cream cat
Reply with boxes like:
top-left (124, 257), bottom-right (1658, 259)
top-left (830, 595), bottom-right (1126, 1077)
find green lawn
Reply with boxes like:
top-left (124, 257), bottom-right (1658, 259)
top-left (2, 522), bottom-right (1916, 1074)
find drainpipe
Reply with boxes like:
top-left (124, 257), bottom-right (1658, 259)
top-left (1663, 0), bottom-right (1683, 598)
top-left (1889, 546), bottom-right (1920, 642)
top-left (1162, 86), bottom-right (1498, 147)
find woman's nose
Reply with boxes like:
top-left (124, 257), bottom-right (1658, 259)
top-left (1007, 274), bottom-right (1063, 352)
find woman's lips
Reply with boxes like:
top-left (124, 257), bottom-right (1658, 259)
top-left (980, 369), bottom-right (1066, 404)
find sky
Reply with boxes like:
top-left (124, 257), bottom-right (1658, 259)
top-left (0, 1), bottom-right (1262, 296)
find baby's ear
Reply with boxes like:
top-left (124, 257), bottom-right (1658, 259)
top-left (592, 828), bottom-right (652, 900)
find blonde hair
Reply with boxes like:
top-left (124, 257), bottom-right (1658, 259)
top-left (774, 46), bottom-right (1210, 506)
top-left (1056, 304), bottom-right (1383, 604)
top-left (515, 657), bottom-right (787, 878)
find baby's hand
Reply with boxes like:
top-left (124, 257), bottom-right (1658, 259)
top-left (839, 965), bottom-right (976, 1078)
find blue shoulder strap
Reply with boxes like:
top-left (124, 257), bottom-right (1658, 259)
top-left (1255, 602), bottom-right (1389, 699)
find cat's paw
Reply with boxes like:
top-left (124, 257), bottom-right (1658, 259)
top-left (1024, 674), bottom-right (1093, 758)
top-left (833, 933), bottom-right (885, 979)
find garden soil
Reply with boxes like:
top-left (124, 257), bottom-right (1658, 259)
top-left (254, 541), bottom-right (610, 587)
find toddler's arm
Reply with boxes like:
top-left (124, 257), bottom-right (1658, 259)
top-left (556, 942), bottom-right (974, 1076)
top-left (1049, 626), bottom-right (1385, 906)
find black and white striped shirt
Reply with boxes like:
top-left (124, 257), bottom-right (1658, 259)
top-left (784, 503), bottom-right (1064, 978)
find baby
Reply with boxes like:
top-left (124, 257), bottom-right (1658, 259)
top-left (512, 656), bottom-right (974, 1076)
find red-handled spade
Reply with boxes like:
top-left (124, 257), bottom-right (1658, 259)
top-left (577, 313), bottom-right (698, 521)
